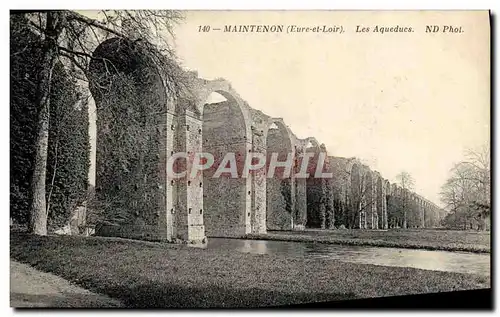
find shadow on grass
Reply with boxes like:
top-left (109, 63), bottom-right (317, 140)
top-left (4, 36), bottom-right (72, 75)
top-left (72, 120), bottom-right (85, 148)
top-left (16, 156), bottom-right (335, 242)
top-left (103, 283), bottom-right (357, 308)
top-left (11, 232), bottom-right (489, 308)
top-left (11, 292), bottom-right (123, 308)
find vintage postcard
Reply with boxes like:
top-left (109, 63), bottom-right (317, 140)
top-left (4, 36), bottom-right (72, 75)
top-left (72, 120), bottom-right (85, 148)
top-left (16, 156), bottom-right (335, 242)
top-left (10, 10), bottom-right (491, 308)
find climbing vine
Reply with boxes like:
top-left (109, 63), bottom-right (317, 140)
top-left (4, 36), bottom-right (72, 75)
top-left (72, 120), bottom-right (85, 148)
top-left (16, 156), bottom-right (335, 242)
top-left (88, 71), bottom-right (166, 227)
top-left (10, 15), bottom-right (90, 230)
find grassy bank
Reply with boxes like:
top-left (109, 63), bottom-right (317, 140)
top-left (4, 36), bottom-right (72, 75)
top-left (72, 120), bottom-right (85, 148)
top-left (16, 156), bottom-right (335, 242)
top-left (10, 233), bottom-right (489, 308)
top-left (243, 229), bottom-right (490, 253)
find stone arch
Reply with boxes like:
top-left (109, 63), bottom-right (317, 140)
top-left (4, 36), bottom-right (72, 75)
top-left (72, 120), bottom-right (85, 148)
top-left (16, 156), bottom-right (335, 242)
top-left (305, 137), bottom-right (321, 149)
top-left (198, 78), bottom-right (253, 237)
top-left (303, 137), bottom-right (324, 228)
top-left (382, 179), bottom-right (391, 229)
top-left (264, 118), bottom-right (296, 148)
top-left (265, 118), bottom-right (295, 230)
top-left (89, 37), bottom-right (173, 240)
top-left (89, 37), bottom-right (167, 105)
top-left (190, 78), bottom-right (252, 142)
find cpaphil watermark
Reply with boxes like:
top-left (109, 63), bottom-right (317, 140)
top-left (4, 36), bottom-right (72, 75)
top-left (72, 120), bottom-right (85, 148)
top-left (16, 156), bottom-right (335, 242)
top-left (167, 151), bottom-right (333, 179)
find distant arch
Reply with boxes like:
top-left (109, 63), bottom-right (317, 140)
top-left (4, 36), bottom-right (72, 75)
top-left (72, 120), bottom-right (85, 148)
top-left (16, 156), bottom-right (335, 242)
top-left (200, 80), bottom-right (252, 237)
top-left (305, 137), bottom-right (320, 149)
top-left (193, 78), bottom-right (252, 143)
top-left (266, 118), bottom-right (295, 230)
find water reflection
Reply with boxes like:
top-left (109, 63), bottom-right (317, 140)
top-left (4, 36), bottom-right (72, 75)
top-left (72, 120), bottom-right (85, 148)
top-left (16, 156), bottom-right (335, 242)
top-left (208, 238), bottom-right (490, 277)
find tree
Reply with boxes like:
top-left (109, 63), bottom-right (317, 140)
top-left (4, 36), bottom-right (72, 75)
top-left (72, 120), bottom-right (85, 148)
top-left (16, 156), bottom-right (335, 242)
top-left (395, 171), bottom-right (414, 229)
top-left (12, 14), bottom-right (90, 234)
top-left (12, 10), bottom-right (186, 235)
top-left (440, 144), bottom-right (490, 230)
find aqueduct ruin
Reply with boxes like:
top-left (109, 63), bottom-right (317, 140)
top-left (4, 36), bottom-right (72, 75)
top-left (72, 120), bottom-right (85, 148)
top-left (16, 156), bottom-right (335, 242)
top-left (85, 36), bottom-right (445, 243)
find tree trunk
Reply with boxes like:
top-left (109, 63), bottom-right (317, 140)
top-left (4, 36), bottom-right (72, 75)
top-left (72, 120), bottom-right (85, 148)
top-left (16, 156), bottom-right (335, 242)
top-left (29, 12), bottom-right (65, 235)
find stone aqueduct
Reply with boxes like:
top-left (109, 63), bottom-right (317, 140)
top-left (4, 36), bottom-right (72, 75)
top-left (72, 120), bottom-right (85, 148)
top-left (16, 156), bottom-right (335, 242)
top-left (91, 67), bottom-right (443, 243)
top-left (79, 34), bottom-right (445, 243)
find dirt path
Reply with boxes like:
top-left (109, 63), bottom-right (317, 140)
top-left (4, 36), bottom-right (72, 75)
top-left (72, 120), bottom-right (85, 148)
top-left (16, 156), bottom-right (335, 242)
top-left (10, 260), bottom-right (123, 308)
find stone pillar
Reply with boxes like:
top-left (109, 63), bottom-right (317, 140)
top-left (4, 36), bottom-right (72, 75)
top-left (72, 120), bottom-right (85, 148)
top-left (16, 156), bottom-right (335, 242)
top-left (382, 181), bottom-right (389, 229)
top-left (251, 128), bottom-right (267, 234)
top-left (325, 177), bottom-right (335, 229)
top-left (288, 175), bottom-right (297, 228)
top-left (293, 146), bottom-right (307, 230)
top-left (350, 164), bottom-right (361, 229)
top-left (371, 174), bottom-right (378, 229)
top-left (159, 110), bottom-right (177, 241)
top-left (364, 171), bottom-right (375, 229)
top-left (317, 146), bottom-right (329, 229)
top-left (174, 110), bottom-right (206, 243)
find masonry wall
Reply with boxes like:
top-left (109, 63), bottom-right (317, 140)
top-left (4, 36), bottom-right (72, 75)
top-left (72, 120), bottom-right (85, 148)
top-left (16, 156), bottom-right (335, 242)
top-left (266, 128), bottom-right (293, 230)
top-left (306, 146), bottom-right (324, 228)
top-left (329, 157), bottom-right (349, 227)
top-left (250, 118), bottom-right (268, 234)
top-left (94, 78), bottom-right (166, 231)
top-left (202, 101), bottom-right (249, 237)
top-left (175, 111), bottom-right (205, 241)
top-left (350, 164), bottom-right (362, 229)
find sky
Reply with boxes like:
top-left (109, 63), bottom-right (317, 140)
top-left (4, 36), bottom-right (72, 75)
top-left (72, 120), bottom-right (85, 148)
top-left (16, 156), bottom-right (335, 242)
top-left (170, 10), bottom-right (490, 207)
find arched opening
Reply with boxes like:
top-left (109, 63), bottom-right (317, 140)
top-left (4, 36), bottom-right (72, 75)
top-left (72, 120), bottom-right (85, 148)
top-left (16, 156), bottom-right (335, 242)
top-left (265, 120), bottom-right (293, 230)
top-left (88, 37), bottom-right (168, 232)
top-left (202, 91), bottom-right (249, 237)
top-left (305, 139), bottom-right (322, 228)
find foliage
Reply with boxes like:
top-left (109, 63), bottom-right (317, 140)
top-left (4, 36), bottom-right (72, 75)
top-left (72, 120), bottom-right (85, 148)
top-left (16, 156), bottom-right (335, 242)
top-left (89, 74), bottom-right (163, 226)
top-left (387, 194), bottom-right (404, 228)
top-left (323, 179), bottom-right (335, 229)
top-left (11, 10), bottom-right (188, 234)
top-left (394, 171), bottom-right (415, 228)
top-left (10, 15), bottom-right (90, 229)
top-left (10, 15), bottom-right (40, 225)
top-left (440, 145), bottom-right (490, 230)
top-left (45, 65), bottom-right (90, 231)
top-left (280, 178), bottom-right (292, 214)
top-left (396, 171), bottom-right (415, 191)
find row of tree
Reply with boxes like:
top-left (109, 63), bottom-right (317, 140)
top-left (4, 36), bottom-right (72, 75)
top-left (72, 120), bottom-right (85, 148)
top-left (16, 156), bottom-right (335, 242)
top-left (440, 145), bottom-right (491, 230)
top-left (328, 161), bottom-right (445, 229)
top-left (310, 155), bottom-right (445, 230)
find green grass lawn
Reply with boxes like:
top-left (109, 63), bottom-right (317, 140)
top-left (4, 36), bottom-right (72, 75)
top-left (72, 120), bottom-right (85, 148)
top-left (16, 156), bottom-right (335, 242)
top-left (10, 233), bottom-right (490, 308)
top-left (245, 229), bottom-right (490, 253)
